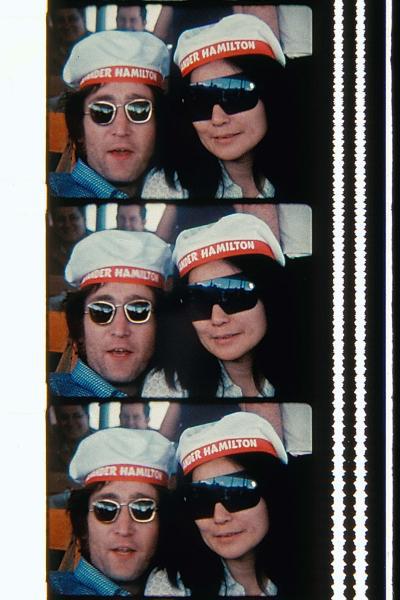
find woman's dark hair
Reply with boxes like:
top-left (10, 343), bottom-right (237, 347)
top-left (68, 480), bottom-right (171, 569)
top-left (154, 254), bottom-right (293, 398)
top-left (159, 452), bottom-right (290, 597)
top-left (166, 54), bottom-right (289, 198)
top-left (62, 84), bottom-right (173, 182)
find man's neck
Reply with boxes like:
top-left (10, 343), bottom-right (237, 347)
top-left (114, 380), bottom-right (141, 396)
top-left (114, 179), bottom-right (141, 198)
top-left (119, 577), bottom-right (145, 596)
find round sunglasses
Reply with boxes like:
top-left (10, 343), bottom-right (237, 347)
top-left (84, 99), bottom-right (153, 125)
top-left (183, 75), bottom-right (259, 122)
top-left (180, 274), bottom-right (258, 321)
top-left (183, 472), bottom-right (260, 520)
top-left (84, 299), bottom-right (153, 325)
top-left (90, 498), bottom-right (158, 524)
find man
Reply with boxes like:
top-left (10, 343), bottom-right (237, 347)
top-left (49, 427), bottom-right (174, 595)
top-left (49, 228), bottom-right (172, 397)
top-left (48, 404), bottom-right (96, 494)
top-left (116, 5), bottom-right (147, 31)
top-left (49, 30), bottom-right (170, 198)
top-left (116, 204), bottom-right (146, 231)
top-left (48, 206), bottom-right (90, 275)
top-left (120, 402), bottom-right (150, 429)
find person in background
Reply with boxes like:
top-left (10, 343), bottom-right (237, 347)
top-left (120, 402), bottom-right (151, 430)
top-left (116, 204), bottom-right (146, 232)
top-left (116, 5), bottom-right (147, 31)
top-left (48, 404), bottom-right (96, 495)
top-left (48, 7), bottom-right (89, 98)
top-left (48, 206), bottom-right (90, 276)
top-left (49, 427), bottom-right (175, 596)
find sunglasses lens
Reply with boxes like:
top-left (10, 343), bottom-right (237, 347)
top-left (129, 499), bottom-right (157, 522)
top-left (126, 100), bottom-right (152, 123)
top-left (183, 277), bottom-right (258, 321)
top-left (125, 300), bottom-right (152, 323)
top-left (185, 77), bottom-right (258, 121)
top-left (88, 102), bottom-right (115, 125)
top-left (185, 474), bottom-right (260, 519)
top-left (87, 302), bottom-right (115, 325)
top-left (93, 500), bottom-right (119, 523)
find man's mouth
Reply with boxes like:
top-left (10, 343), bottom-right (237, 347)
top-left (111, 546), bottom-right (136, 555)
top-left (108, 148), bottom-right (134, 159)
top-left (107, 348), bottom-right (133, 357)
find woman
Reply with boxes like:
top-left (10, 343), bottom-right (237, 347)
top-left (157, 13), bottom-right (310, 256)
top-left (143, 213), bottom-right (310, 448)
top-left (145, 412), bottom-right (291, 596)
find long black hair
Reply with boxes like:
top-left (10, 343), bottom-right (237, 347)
top-left (158, 451), bottom-right (290, 597)
top-left (165, 54), bottom-right (289, 199)
top-left (154, 254), bottom-right (293, 398)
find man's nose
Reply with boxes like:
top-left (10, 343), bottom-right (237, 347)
top-left (111, 105), bottom-right (131, 135)
top-left (114, 506), bottom-right (135, 535)
top-left (110, 306), bottom-right (131, 336)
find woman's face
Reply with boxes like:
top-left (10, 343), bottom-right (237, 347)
top-left (189, 59), bottom-right (268, 162)
top-left (188, 260), bottom-right (267, 363)
top-left (191, 456), bottom-right (269, 561)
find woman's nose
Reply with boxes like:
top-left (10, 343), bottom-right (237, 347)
top-left (211, 103), bottom-right (229, 125)
top-left (210, 303), bottom-right (230, 325)
top-left (213, 502), bottom-right (232, 523)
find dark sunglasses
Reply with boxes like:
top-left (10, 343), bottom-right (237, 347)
top-left (180, 274), bottom-right (258, 321)
top-left (183, 472), bottom-right (260, 520)
top-left (84, 99), bottom-right (153, 125)
top-left (90, 498), bottom-right (158, 524)
top-left (84, 300), bottom-right (153, 325)
top-left (183, 75), bottom-right (259, 122)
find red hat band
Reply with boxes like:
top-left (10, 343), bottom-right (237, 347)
top-left (80, 265), bottom-right (164, 289)
top-left (80, 65), bottom-right (164, 89)
top-left (85, 463), bottom-right (168, 487)
top-left (181, 437), bottom-right (278, 475)
top-left (180, 39), bottom-right (275, 76)
top-left (178, 239), bottom-right (274, 277)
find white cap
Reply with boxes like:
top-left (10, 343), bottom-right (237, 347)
top-left (63, 30), bottom-right (170, 89)
top-left (174, 14), bottom-right (285, 77)
top-left (177, 412), bottom-right (288, 475)
top-left (65, 229), bottom-right (172, 289)
top-left (69, 427), bottom-right (175, 487)
top-left (172, 213), bottom-right (285, 277)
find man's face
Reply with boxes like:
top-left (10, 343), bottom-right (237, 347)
top-left (56, 405), bottom-right (89, 441)
top-left (83, 282), bottom-right (156, 386)
top-left (83, 82), bottom-right (156, 188)
top-left (116, 6), bottom-right (146, 31)
top-left (53, 8), bottom-right (86, 44)
top-left (52, 207), bottom-right (86, 243)
top-left (88, 480), bottom-right (159, 585)
top-left (120, 404), bottom-right (149, 429)
top-left (116, 205), bottom-right (145, 232)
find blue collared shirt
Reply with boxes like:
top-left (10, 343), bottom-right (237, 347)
top-left (49, 359), bottom-right (127, 398)
top-left (49, 159), bottom-right (130, 199)
top-left (49, 557), bottom-right (132, 596)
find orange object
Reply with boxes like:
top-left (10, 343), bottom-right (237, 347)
top-left (48, 508), bottom-right (72, 551)
top-left (48, 112), bottom-right (68, 154)
top-left (48, 310), bottom-right (69, 354)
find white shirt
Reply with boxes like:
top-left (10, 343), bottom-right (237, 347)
top-left (145, 563), bottom-right (278, 596)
